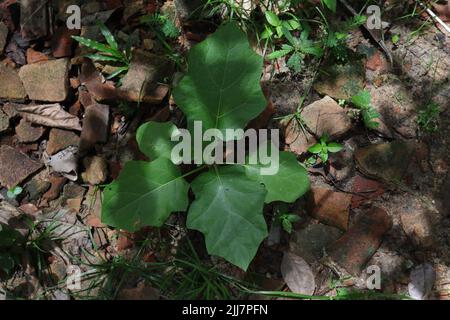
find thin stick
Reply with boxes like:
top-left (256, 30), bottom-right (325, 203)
top-left (419, 2), bottom-right (450, 34)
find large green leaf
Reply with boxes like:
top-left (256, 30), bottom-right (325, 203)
top-left (101, 158), bottom-right (189, 231)
top-left (172, 22), bottom-right (267, 138)
top-left (187, 166), bottom-right (268, 270)
top-left (136, 121), bottom-right (180, 160)
top-left (244, 151), bottom-right (310, 203)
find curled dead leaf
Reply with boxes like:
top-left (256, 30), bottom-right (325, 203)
top-left (10, 103), bottom-right (81, 131)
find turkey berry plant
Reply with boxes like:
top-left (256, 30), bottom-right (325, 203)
top-left (101, 22), bottom-right (310, 271)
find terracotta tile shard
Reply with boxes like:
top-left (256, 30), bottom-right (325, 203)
top-left (351, 175), bottom-right (385, 209)
top-left (117, 50), bottom-right (173, 104)
top-left (18, 58), bottom-right (70, 102)
top-left (0, 145), bottom-right (43, 189)
top-left (0, 64), bottom-right (27, 100)
top-left (46, 128), bottom-right (80, 155)
top-left (307, 187), bottom-right (351, 230)
top-left (15, 118), bottom-right (45, 142)
top-left (300, 96), bottom-right (352, 140)
top-left (79, 103), bottom-right (110, 152)
top-left (328, 207), bottom-right (392, 275)
top-left (52, 27), bottom-right (79, 58)
top-left (42, 175), bottom-right (67, 202)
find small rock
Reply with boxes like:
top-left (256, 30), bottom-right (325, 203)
top-left (26, 48), bottom-right (48, 64)
top-left (79, 103), bottom-right (110, 152)
top-left (355, 140), bottom-right (416, 185)
top-left (81, 156), bottom-right (108, 185)
top-left (0, 64), bottom-right (27, 100)
top-left (1, 103), bottom-right (19, 118)
top-left (63, 183), bottom-right (86, 199)
top-left (19, 203), bottom-right (41, 216)
top-left (117, 281), bottom-right (160, 300)
top-left (18, 58), bottom-right (70, 102)
top-left (24, 172), bottom-right (51, 201)
top-left (116, 231), bottom-right (134, 251)
top-left (400, 200), bottom-right (435, 247)
top-left (66, 197), bottom-right (83, 213)
top-left (290, 223), bottom-right (343, 264)
top-left (42, 175), bottom-right (67, 202)
top-left (307, 187), bottom-right (351, 230)
top-left (46, 128), bottom-right (80, 155)
top-left (0, 145), bottom-right (43, 189)
top-left (300, 96), bottom-right (352, 139)
top-left (0, 22), bottom-right (7, 54)
top-left (52, 27), bottom-right (78, 58)
top-left (328, 207), bottom-right (392, 275)
top-left (0, 108), bottom-right (9, 133)
top-left (15, 119), bottom-right (45, 143)
top-left (284, 120), bottom-right (317, 155)
top-left (314, 62), bottom-right (365, 100)
top-left (117, 50), bottom-right (172, 103)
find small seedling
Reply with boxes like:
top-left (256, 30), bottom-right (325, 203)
top-left (6, 186), bottom-right (23, 199)
top-left (306, 135), bottom-right (343, 166)
top-left (417, 102), bottom-right (440, 134)
top-left (268, 28), bottom-right (323, 73)
top-left (141, 13), bottom-right (179, 39)
top-left (278, 213), bottom-right (300, 234)
top-left (351, 90), bottom-right (380, 130)
top-left (261, 10), bottom-right (301, 40)
top-left (72, 21), bottom-right (132, 79)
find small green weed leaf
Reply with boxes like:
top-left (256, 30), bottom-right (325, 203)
top-left (351, 90), bottom-right (371, 108)
top-left (265, 11), bottom-right (281, 27)
top-left (361, 107), bottom-right (380, 129)
top-left (267, 49), bottom-right (292, 60)
top-left (187, 166), bottom-right (268, 270)
top-left (327, 142), bottom-right (343, 153)
top-left (322, 0), bottom-right (337, 12)
top-left (244, 151), bottom-right (310, 203)
top-left (308, 143), bottom-right (322, 154)
top-left (173, 22), bottom-right (266, 137)
top-left (136, 121), bottom-right (180, 160)
top-left (102, 158), bottom-right (190, 231)
top-left (287, 53), bottom-right (303, 72)
top-left (282, 219), bottom-right (293, 233)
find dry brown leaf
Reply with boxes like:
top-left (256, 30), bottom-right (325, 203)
top-left (281, 252), bottom-right (316, 295)
top-left (12, 103), bottom-right (81, 131)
